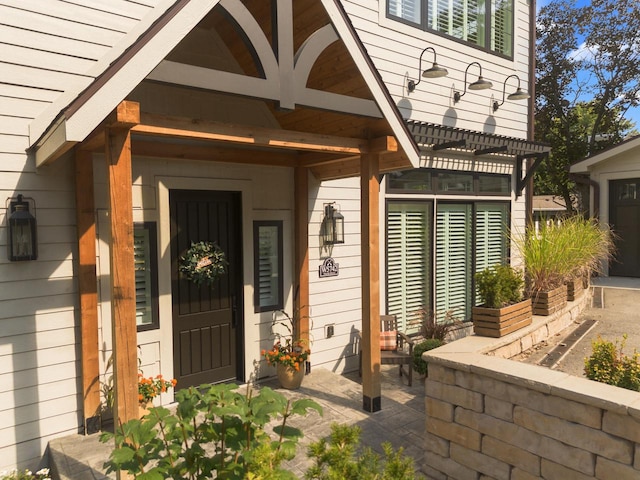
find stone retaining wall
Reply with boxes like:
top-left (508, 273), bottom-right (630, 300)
top-left (422, 293), bottom-right (640, 479)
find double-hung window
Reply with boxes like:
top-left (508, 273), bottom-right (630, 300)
top-left (387, 0), bottom-right (513, 57)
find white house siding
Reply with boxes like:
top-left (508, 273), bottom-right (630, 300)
top-left (0, 0), bottom-right (170, 472)
top-left (340, 0), bottom-right (531, 138)
top-left (308, 176), bottom-right (363, 373)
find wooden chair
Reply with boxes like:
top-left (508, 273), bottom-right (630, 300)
top-left (359, 315), bottom-right (414, 386)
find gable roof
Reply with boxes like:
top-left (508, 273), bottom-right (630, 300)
top-left (30, 0), bottom-right (420, 170)
top-left (570, 135), bottom-right (640, 173)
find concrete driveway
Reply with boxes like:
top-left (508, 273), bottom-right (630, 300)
top-left (518, 277), bottom-right (640, 377)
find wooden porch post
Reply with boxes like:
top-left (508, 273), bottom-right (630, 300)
top-left (105, 101), bottom-right (140, 426)
top-left (75, 148), bottom-right (101, 433)
top-left (361, 152), bottom-right (381, 412)
top-left (294, 167), bottom-right (310, 345)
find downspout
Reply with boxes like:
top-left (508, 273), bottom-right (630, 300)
top-left (569, 173), bottom-right (600, 219)
top-left (525, 0), bottom-right (537, 225)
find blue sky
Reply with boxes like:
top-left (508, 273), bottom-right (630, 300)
top-left (535, 0), bottom-right (640, 131)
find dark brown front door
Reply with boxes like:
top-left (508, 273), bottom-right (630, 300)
top-left (170, 190), bottom-right (243, 388)
top-left (610, 179), bottom-right (640, 277)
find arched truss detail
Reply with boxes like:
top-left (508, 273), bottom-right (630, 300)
top-left (294, 24), bottom-right (339, 91)
top-left (219, 0), bottom-right (279, 81)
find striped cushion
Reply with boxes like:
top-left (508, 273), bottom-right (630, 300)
top-left (380, 330), bottom-right (397, 351)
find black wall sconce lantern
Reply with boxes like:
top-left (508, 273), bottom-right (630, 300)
top-left (407, 46), bottom-right (448, 92)
top-left (453, 61), bottom-right (493, 103)
top-left (7, 194), bottom-right (37, 261)
top-left (493, 74), bottom-right (531, 112)
top-left (322, 203), bottom-right (344, 245)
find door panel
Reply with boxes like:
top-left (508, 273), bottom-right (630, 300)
top-left (170, 190), bottom-right (242, 388)
top-left (610, 179), bottom-right (640, 277)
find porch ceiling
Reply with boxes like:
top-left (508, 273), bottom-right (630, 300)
top-left (80, 109), bottom-right (409, 181)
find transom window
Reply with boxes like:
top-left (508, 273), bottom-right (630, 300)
top-left (387, 0), bottom-right (514, 57)
top-left (387, 168), bottom-right (511, 196)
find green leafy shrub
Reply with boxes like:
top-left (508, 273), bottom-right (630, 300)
top-left (100, 383), bottom-right (322, 479)
top-left (304, 423), bottom-right (420, 479)
top-left (0, 469), bottom-right (50, 480)
top-left (412, 339), bottom-right (444, 376)
top-left (584, 335), bottom-right (640, 392)
top-left (475, 264), bottom-right (524, 308)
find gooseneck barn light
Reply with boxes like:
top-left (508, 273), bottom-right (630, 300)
top-left (407, 46), bottom-right (448, 92)
top-left (493, 74), bottom-right (531, 112)
top-left (453, 61), bottom-right (493, 103)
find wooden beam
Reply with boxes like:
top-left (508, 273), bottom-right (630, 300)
top-left (360, 151), bottom-right (381, 412)
top-left (368, 136), bottom-right (398, 154)
top-left (107, 100), bottom-right (141, 128)
top-left (78, 129), bottom-right (105, 152)
top-left (131, 140), bottom-right (297, 166)
top-left (75, 149), bottom-right (101, 434)
top-left (133, 112), bottom-right (369, 154)
top-left (294, 167), bottom-right (310, 349)
top-left (105, 111), bottom-right (138, 427)
top-left (298, 153), bottom-right (359, 168)
top-left (310, 157), bottom-right (360, 181)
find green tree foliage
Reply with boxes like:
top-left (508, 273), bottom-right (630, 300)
top-left (535, 0), bottom-right (639, 210)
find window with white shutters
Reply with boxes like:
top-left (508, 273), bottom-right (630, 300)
top-left (253, 221), bottom-right (283, 312)
top-left (134, 223), bottom-right (159, 331)
top-left (435, 204), bottom-right (472, 322)
top-left (386, 202), bottom-right (432, 333)
top-left (387, 0), bottom-right (513, 57)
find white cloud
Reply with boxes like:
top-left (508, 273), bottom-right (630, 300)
top-left (568, 42), bottom-right (597, 62)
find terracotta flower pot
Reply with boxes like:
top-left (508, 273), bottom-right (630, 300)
top-left (472, 298), bottom-right (532, 338)
top-left (138, 400), bottom-right (153, 418)
top-left (276, 364), bottom-right (304, 389)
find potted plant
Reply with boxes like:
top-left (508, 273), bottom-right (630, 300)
top-left (512, 221), bottom-right (570, 315)
top-left (262, 309), bottom-right (311, 389)
top-left (138, 373), bottom-right (177, 417)
top-left (472, 264), bottom-right (532, 337)
top-left (410, 308), bottom-right (460, 376)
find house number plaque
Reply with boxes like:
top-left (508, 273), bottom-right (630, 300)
top-left (319, 257), bottom-right (339, 277)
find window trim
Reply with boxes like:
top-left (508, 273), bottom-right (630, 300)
top-left (385, 0), bottom-right (515, 59)
top-left (253, 220), bottom-right (284, 313)
top-left (135, 222), bottom-right (160, 332)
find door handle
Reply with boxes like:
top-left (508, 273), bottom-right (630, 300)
top-left (231, 295), bottom-right (237, 329)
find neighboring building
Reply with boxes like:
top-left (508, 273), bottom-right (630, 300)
top-left (0, 0), bottom-right (545, 471)
top-left (570, 135), bottom-right (640, 277)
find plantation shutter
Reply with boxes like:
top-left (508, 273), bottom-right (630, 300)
top-left (387, 203), bottom-right (432, 332)
top-left (431, 0), bottom-right (483, 46)
top-left (475, 203), bottom-right (509, 304)
top-left (258, 227), bottom-right (277, 307)
top-left (436, 204), bottom-right (472, 321)
top-left (491, 0), bottom-right (513, 56)
top-left (134, 227), bottom-right (153, 327)
top-left (388, 0), bottom-right (421, 23)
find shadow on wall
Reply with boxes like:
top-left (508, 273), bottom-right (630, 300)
top-left (1, 155), bottom-right (82, 471)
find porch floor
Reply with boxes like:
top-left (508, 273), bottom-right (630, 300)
top-left (49, 366), bottom-right (427, 479)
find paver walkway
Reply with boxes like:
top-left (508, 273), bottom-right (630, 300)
top-left (49, 366), bottom-right (427, 479)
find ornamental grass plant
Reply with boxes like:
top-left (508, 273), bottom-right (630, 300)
top-left (512, 215), bottom-right (614, 296)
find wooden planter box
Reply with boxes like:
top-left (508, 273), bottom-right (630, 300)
top-left (472, 298), bottom-right (532, 338)
top-left (566, 278), bottom-right (585, 302)
top-left (531, 284), bottom-right (567, 315)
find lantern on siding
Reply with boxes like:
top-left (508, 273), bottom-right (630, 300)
top-left (322, 203), bottom-right (344, 245)
top-left (7, 194), bottom-right (37, 261)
